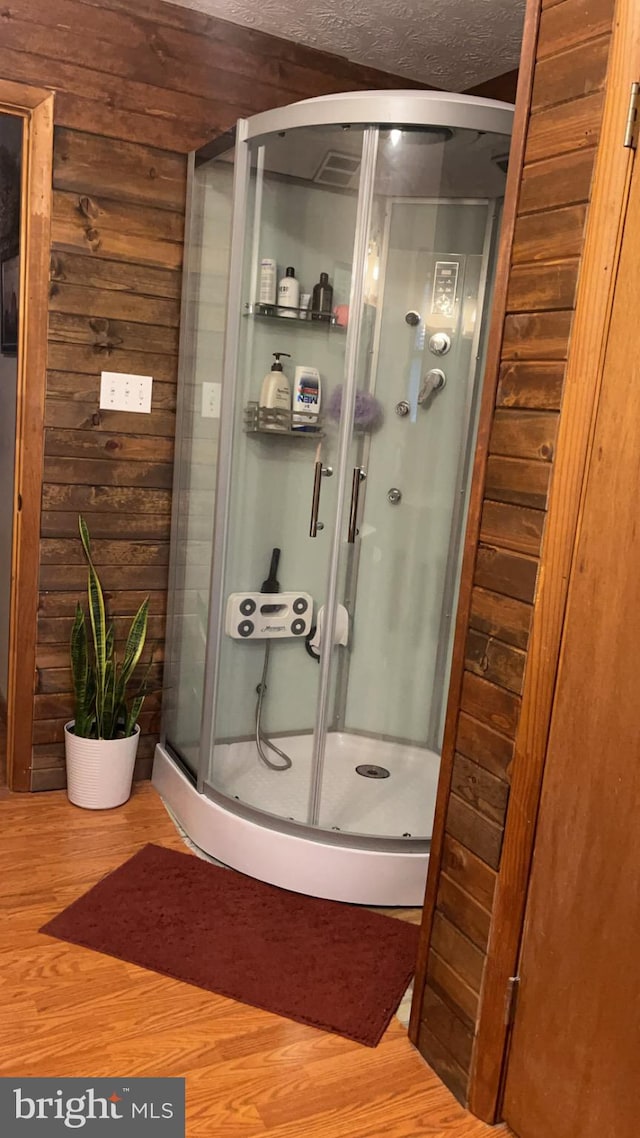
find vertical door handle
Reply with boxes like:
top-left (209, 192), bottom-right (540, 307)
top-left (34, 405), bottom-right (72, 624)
top-left (309, 461), bottom-right (332, 537)
top-left (348, 467), bottom-right (366, 543)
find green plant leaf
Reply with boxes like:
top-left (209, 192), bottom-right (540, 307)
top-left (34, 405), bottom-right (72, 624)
top-left (79, 515), bottom-right (107, 737)
top-left (74, 516), bottom-right (152, 741)
top-left (120, 598), bottom-right (149, 686)
top-left (70, 602), bottom-right (94, 738)
top-left (125, 694), bottom-right (144, 739)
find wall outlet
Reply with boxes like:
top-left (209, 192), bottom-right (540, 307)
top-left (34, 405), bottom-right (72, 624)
top-left (100, 371), bottom-right (153, 413)
top-left (201, 381), bottom-right (221, 419)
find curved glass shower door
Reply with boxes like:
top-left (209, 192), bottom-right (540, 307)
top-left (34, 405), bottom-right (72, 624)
top-left (311, 126), bottom-right (503, 837)
top-left (203, 124), bottom-right (369, 820)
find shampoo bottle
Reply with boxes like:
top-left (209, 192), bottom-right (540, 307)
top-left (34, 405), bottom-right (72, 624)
top-left (278, 266), bottom-right (300, 317)
top-left (259, 352), bottom-right (291, 426)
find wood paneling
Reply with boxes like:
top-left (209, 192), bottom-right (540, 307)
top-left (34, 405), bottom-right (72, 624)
top-left (428, 950), bottom-right (479, 1028)
top-left (419, 987), bottom-right (475, 1073)
top-left (537, 0), bottom-right (614, 58)
top-left (531, 34), bottom-right (609, 110)
top-left (512, 204), bottom-right (587, 262)
top-left (431, 913), bottom-right (485, 994)
top-left (485, 455), bottom-right (550, 509)
top-left (411, 0), bottom-right (617, 1108)
top-left (468, 587), bottom-right (532, 650)
top-left (456, 713), bottom-right (514, 780)
top-left (465, 628), bottom-right (526, 695)
top-left (496, 361), bottom-right (564, 410)
top-left (490, 409), bottom-right (558, 461)
top-left (53, 130), bottom-right (187, 210)
top-left (479, 501), bottom-right (544, 557)
top-left (450, 755), bottom-right (510, 825)
top-left (474, 545), bottom-right (539, 604)
top-left (518, 148), bottom-right (596, 214)
top-left (506, 259), bottom-right (579, 312)
top-left (525, 91), bottom-right (605, 162)
top-left (436, 874), bottom-right (492, 953)
top-left (502, 310), bottom-right (573, 360)
top-left (440, 835), bottom-right (497, 911)
top-left (4, 0), bottom-right (423, 793)
top-left (0, 0), bottom-right (425, 151)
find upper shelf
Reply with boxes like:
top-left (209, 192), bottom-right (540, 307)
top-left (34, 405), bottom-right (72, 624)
top-left (244, 302), bottom-right (345, 329)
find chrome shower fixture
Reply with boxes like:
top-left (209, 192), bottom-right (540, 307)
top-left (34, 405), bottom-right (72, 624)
top-left (418, 368), bottom-right (446, 406)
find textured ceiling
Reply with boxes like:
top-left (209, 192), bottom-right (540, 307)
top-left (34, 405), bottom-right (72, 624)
top-left (170, 0), bottom-right (525, 91)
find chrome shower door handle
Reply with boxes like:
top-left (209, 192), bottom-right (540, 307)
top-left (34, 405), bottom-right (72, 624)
top-left (348, 467), bottom-right (366, 543)
top-left (309, 461), bottom-right (332, 537)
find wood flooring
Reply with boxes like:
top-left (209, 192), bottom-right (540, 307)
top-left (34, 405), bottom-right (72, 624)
top-left (0, 782), bottom-right (504, 1137)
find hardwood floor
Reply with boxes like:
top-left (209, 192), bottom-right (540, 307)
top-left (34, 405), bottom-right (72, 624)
top-left (0, 783), bottom-right (503, 1137)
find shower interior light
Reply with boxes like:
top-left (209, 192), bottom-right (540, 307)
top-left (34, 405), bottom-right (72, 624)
top-left (390, 128), bottom-right (402, 147)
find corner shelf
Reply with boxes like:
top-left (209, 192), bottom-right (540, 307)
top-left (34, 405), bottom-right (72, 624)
top-left (244, 402), bottom-right (323, 438)
top-left (244, 302), bottom-right (344, 330)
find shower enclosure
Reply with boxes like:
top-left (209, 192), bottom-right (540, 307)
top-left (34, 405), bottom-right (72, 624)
top-left (153, 91), bottom-right (513, 904)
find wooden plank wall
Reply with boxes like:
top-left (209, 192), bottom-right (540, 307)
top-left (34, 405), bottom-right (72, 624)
top-left (412, 0), bottom-right (616, 1104)
top-left (1, 0), bottom-right (425, 791)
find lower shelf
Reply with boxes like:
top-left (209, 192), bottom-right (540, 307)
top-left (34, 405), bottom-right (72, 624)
top-left (244, 402), bottom-right (323, 437)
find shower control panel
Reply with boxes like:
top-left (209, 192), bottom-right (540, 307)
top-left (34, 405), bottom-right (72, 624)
top-left (225, 592), bottom-right (313, 640)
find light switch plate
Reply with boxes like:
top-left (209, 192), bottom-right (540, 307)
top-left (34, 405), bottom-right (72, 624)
top-left (201, 381), bottom-right (221, 419)
top-left (100, 371), bottom-right (153, 413)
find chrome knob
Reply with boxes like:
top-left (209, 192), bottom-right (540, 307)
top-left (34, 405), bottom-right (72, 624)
top-left (428, 332), bottom-right (451, 356)
top-left (388, 488), bottom-right (402, 504)
top-left (395, 400), bottom-right (410, 417)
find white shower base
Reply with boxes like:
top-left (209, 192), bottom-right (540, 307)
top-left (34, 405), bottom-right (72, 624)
top-left (153, 734), bottom-right (440, 905)
top-left (212, 732), bottom-right (439, 837)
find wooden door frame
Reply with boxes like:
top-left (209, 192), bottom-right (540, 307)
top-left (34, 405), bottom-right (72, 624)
top-left (1, 81), bottom-right (54, 792)
top-left (469, 0), bottom-right (640, 1121)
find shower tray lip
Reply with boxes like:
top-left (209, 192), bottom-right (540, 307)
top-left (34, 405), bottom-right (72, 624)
top-left (200, 777), bottom-right (429, 854)
top-left (153, 743), bottom-right (430, 906)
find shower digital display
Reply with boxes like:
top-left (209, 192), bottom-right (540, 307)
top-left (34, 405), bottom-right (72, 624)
top-left (431, 260), bottom-right (459, 317)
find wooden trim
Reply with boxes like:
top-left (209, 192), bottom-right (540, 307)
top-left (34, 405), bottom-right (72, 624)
top-left (0, 80), bottom-right (52, 111)
top-left (408, 0), bottom-right (542, 1048)
top-left (468, 0), bottom-right (640, 1120)
top-left (4, 83), bottom-right (54, 791)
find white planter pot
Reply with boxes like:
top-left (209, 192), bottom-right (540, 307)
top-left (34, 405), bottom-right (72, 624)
top-left (64, 722), bottom-right (140, 809)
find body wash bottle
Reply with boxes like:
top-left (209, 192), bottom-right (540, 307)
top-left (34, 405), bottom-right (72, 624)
top-left (259, 352), bottom-right (291, 428)
top-left (293, 366), bottom-right (321, 430)
top-left (278, 266), bottom-right (300, 317)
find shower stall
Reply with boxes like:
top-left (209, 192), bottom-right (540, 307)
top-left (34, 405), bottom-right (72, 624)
top-left (153, 91), bottom-right (513, 904)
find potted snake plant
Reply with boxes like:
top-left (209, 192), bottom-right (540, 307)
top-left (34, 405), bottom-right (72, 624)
top-left (65, 515), bottom-right (149, 809)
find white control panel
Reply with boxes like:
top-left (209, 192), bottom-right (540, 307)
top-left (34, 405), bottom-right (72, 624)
top-left (100, 371), bottom-right (153, 413)
top-left (225, 592), bottom-right (313, 640)
top-left (201, 381), bottom-right (221, 419)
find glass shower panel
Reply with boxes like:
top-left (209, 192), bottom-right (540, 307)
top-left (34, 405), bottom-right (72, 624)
top-left (319, 126), bottom-right (506, 836)
top-left (163, 149), bottom-right (235, 774)
top-left (206, 126), bottom-right (366, 822)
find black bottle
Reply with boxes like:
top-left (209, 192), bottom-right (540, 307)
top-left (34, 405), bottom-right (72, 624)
top-left (311, 272), bottom-right (333, 322)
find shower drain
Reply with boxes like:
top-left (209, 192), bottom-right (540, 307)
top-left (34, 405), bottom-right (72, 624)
top-left (355, 764), bottom-right (390, 779)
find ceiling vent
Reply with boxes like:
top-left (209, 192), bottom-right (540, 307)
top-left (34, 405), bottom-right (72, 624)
top-left (313, 150), bottom-right (361, 188)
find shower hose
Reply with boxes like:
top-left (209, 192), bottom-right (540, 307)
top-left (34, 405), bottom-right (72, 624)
top-left (255, 641), bottom-right (292, 771)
